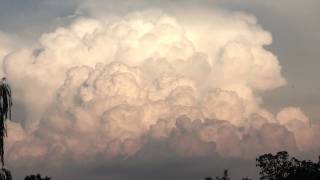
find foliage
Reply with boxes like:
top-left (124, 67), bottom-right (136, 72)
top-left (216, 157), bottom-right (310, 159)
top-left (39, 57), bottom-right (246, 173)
top-left (215, 170), bottom-right (230, 180)
top-left (241, 177), bottom-right (251, 180)
top-left (256, 151), bottom-right (320, 180)
top-left (0, 168), bottom-right (12, 180)
top-left (0, 78), bottom-right (12, 167)
top-left (204, 151), bottom-right (320, 180)
top-left (24, 174), bottom-right (50, 180)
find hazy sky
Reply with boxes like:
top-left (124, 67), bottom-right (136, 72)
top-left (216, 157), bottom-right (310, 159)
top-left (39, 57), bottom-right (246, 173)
top-left (0, 0), bottom-right (319, 179)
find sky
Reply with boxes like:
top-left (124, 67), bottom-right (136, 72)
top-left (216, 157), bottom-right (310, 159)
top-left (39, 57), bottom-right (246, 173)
top-left (0, 0), bottom-right (319, 179)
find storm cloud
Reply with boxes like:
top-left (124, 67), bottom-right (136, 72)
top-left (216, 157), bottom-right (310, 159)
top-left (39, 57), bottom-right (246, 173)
top-left (0, 1), bottom-right (319, 179)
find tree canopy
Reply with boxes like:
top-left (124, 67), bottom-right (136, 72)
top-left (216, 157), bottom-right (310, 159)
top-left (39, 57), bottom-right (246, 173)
top-left (256, 151), bottom-right (320, 180)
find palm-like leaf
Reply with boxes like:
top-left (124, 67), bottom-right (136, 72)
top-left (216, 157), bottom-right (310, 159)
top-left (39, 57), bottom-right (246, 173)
top-left (0, 78), bottom-right (12, 167)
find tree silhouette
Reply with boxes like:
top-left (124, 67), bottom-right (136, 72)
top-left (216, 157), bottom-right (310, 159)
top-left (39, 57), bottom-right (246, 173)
top-left (0, 77), bottom-right (12, 168)
top-left (215, 170), bottom-right (230, 180)
top-left (256, 151), bottom-right (320, 180)
top-left (0, 78), bottom-right (12, 180)
top-left (24, 174), bottom-right (50, 180)
top-left (241, 177), bottom-right (251, 180)
top-left (205, 169), bottom-right (253, 180)
top-left (0, 168), bottom-right (11, 180)
top-left (203, 151), bottom-right (319, 180)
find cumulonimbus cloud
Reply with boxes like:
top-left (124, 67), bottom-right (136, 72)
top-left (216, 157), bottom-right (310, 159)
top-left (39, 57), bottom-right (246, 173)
top-left (1, 7), bottom-right (319, 179)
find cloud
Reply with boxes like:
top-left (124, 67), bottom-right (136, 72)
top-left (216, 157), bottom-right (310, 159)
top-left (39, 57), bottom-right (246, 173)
top-left (0, 31), bottom-right (16, 77)
top-left (2, 6), bottom-right (319, 180)
top-left (277, 107), bottom-right (320, 152)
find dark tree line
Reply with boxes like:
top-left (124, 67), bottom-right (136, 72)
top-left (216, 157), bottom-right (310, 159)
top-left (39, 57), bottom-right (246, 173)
top-left (209, 170), bottom-right (251, 180)
top-left (24, 174), bottom-right (50, 180)
top-left (206, 170), bottom-right (231, 180)
top-left (19, 151), bottom-right (320, 180)
top-left (205, 151), bottom-right (320, 180)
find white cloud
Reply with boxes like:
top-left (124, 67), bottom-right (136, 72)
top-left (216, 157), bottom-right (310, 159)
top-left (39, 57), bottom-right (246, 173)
top-left (2, 7), bottom-right (318, 179)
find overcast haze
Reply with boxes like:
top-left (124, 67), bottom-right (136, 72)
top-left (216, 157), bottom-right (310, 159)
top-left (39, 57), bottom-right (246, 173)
top-left (0, 0), bottom-right (319, 179)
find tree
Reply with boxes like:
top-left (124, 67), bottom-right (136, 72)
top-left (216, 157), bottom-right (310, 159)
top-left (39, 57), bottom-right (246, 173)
top-left (0, 78), bottom-right (12, 180)
top-left (287, 156), bottom-right (320, 180)
top-left (216, 170), bottom-right (230, 180)
top-left (205, 170), bottom-right (252, 180)
top-left (24, 174), bottom-right (50, 180)
top-left (256, 151), bottom-right (320, 180)
top-left (0, 168), bottom-right (11, 180)
top-left (0, 77), bottom-right (12, 168)
top-left (241, 177), bottom-right (251, 180)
